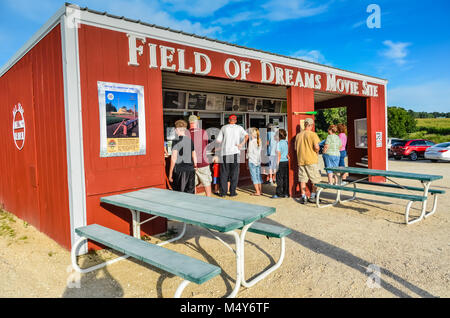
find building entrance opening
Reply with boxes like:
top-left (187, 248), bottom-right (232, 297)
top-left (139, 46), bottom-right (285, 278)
top-left (314, 92), bottom-right (369, 171)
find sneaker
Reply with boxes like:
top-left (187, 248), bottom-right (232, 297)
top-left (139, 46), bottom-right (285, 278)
top-left (284, 195), bottom-right (290, 198)
top-left (300, 196), bottom-right (308, 204)
top-left (228, 193), bottom-right (238, 197)
top-left (271, 195), bottom-right (280, 199)
top-left (308, 196), bottom-right (317, 203)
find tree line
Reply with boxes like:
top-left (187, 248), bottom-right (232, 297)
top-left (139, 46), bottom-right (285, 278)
top-left (407, 110), bottom-right (450, 119)
top-left (314, 107), bottom-right (448, 140)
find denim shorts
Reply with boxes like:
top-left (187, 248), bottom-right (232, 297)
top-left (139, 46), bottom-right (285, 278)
top-left (323, 154), bottom-right (340, 174)
top-left (249, 162), bottom-right (263, 184)
top-left (339, 150), bottom-right (347, 167)
top-left (269, 155), bottom-right (278, 171)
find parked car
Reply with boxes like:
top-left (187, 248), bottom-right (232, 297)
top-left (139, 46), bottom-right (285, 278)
top-left (424, 142), bottom-right (450, 162)
top-left (387, 138), bottom-right (404, 157)
top-left (391, 139), bottom-right (435, 161)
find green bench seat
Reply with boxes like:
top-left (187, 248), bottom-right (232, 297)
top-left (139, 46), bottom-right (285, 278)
top-left (244, 221), bottom-right (292, 238)
top-left (316, 183), bottom-right (426, 202)
top-left (343, 179), bottom-right (445, 195)
top-left (73, 224), bottom-right (221, 297)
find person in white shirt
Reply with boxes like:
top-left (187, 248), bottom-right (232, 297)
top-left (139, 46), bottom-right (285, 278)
top-left (215, 114), bottom-right (249, 197)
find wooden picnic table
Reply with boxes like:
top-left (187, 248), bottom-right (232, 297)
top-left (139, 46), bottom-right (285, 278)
top-left (100, 187), bottom-right (290, 297)
top-left (316, 167), bottom-right (444, 225)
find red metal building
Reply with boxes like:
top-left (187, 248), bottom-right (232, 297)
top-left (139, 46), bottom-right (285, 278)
top-left (0, 4), bottom-right (388, 251)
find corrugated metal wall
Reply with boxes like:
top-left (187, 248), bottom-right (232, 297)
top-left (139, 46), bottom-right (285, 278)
top-left (77, 24), bottom-right (167, 239)
top-left (0, 26), bottom-right (71, 249)
top-left (162, 71), bottom-right (287, 99)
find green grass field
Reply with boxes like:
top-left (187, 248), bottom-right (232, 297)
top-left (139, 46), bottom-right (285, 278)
top-left (408, 118), bottom-right (450, 144)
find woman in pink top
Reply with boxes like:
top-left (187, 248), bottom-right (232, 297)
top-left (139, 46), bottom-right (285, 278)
top-left (337, 124), bottom-right (348, 180)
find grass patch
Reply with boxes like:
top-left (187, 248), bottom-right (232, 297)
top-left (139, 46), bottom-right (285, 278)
top-left (0, 210), bottom-right (17, 238)
top-left (157, 227), bottom-right (179, 241)
top-left (407, 118), bottom-right (450, 144)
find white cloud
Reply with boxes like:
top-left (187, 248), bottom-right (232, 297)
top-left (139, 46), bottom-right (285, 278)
top-left (381, 40), bottom-right (412, 65)
top-left (351, 20), bottom-right (366, 29)
top-left (5, 0), bottom-right (222, 37)
top-left (261, 0), bottom-right (329, 21)
top-left (215, 0), bottom-right (329, 26)
top-left (161, 0), bottom-right (242, 17)
top-left (388, 80), bottom-right (450, 112)
top-left (96, 0), bottom-right (222, 36)
top-left (214, 11), bottom-right (254, 25)
top-left (291, 49), bottom-right (330, 65)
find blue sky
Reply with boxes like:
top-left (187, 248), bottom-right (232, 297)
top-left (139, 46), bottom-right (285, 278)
top-left (1, 0), bottom-right (449, 112)
top-left (106, 91), bottom-right (138, 111)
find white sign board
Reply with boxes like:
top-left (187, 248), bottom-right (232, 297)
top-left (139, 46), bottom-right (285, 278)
top-left (376, 131), bottom-right (383, 148)
top-left (12, 103), bottom-right (25, 150)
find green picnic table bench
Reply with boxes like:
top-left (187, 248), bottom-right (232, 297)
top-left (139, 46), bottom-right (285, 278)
top-left (71, 224), bottom-right (221, 298)
top-left (315, 167), bottom-right (444, 225)
top-left (72, 188), bottom-right (291, 298)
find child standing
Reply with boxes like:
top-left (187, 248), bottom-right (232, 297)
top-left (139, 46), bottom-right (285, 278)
top-left (272, 129), bottom-right (289, 198)
top-left (247, 127), bottom-right (263, 196)
top-left (212, 155), bottom-right (220, 195)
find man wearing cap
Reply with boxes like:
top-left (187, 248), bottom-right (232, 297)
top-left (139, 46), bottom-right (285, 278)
top-left (187, 115), bottom-right (213, 197)
top-left (215, 115), bottom-right (249, 197)
top-left (294, 117), bottom-right (321, 204)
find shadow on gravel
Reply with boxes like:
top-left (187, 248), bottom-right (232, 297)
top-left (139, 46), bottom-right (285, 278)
top-left (258, 217), bottom-right (437, 298)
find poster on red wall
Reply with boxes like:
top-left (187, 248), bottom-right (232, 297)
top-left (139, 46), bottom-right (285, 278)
top-left (97, 81), bottom-right (146, 157)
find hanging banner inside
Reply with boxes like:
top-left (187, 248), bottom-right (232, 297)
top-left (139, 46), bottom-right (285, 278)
top-left (98, 81), bottom-right (146, 157)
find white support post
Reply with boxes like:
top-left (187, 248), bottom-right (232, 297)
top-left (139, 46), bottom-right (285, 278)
top-left (174, 280), bottom-right (191, 298)
top-left (61, 7), bottom-right (88, 254)
top-left (406, 181), bottom-right (431, 225)
top-left (158, 223), bottom-right (187, 246)
top-left (71, 237), bottom-right (129, 274)
top-left (239, 227), bottom-right (286, 288)
top-left (424, 194), bottom-right (439, 218)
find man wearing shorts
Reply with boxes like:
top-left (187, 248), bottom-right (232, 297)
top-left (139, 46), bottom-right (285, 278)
top-left (188, 115), bottom-right (212, 196)
top-left (295, 118), bottom-right (321, 204)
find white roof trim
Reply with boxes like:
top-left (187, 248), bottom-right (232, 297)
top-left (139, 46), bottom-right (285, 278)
top-left (0, 5), bottom-right (66, 77)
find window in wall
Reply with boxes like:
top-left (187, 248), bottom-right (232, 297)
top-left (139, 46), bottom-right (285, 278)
top-left (187, 93), bottom-right (207, 110)
top-left (262, 99), bottom-right (276, 112)
top-left (163, 91), bottom-right (186, 109)
top-left (280, 101), bottom-right (287, 113)
top-left (239, 97), bottom-right (256, 112)
top-left (255, 99), bottom-right (263, 112)
top-left (225, 96), bottom-right (240, 111)
top-left (205, 94), bottom-right (224, 111)
top-left (354, 118), bottom-right (368, 149)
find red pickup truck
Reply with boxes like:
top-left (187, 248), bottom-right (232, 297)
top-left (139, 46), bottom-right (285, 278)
top-left (392, 139), bottom-right (435, 161)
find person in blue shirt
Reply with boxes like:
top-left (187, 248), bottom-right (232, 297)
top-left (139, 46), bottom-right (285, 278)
top-left (272, 129), bottom-right (290, 198)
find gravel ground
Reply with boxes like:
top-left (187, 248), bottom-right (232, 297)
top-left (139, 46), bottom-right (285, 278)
top-left (0, 159), bottom-right (449, 298)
